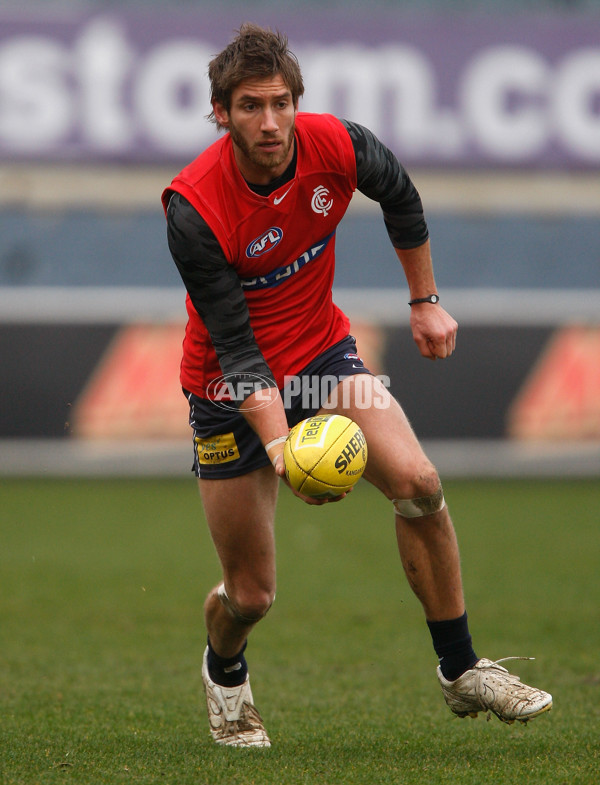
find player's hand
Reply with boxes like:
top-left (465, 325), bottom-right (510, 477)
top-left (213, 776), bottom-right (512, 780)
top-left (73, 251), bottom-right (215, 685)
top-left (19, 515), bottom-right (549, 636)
top-left (272, 449), bottom-right (350, 505)
top-left (409, 304), bottom-right (458, 361)
top-left (286, 477), bottom-right (351, 505)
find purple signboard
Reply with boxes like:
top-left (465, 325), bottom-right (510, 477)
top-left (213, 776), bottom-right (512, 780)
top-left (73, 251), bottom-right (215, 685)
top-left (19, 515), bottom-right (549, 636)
top-left (0, 8), bottom-right (599, 168)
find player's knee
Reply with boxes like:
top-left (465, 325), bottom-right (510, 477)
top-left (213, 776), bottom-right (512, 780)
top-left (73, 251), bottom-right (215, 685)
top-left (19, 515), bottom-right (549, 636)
top-left (385, 460), bottom-right (439, 500)
top-left (218, 582), bottom-right (275, 625)
top-left (411, 463), bottom-right (442, 499)
top-left (392, 463), bottom-right (446, 519)
top-left (237, 591), bottom-right (274, 622)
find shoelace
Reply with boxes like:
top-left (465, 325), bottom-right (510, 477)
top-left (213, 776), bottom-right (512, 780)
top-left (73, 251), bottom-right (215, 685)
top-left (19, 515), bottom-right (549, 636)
top-left (486, 656), bottom-right (535, 670)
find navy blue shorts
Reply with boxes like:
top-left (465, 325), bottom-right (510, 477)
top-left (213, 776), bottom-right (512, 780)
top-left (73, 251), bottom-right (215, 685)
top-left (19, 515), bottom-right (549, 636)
top-left (185, 335), bottom-right (372, 479)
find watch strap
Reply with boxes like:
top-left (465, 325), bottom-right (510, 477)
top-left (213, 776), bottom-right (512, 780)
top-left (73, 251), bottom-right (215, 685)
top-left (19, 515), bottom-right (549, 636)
top-left (408, 294), bottom-right (440, 306)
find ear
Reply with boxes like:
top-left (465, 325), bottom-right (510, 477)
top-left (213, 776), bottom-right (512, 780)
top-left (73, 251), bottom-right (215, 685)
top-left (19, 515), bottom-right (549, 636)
top-left (212, 101), bottom-right (229, 128)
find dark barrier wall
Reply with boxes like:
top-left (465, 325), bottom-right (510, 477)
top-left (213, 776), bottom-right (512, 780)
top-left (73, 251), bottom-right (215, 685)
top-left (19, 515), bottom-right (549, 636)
top-left (382, 325), bottom-right (550, 438)
top-left (1, 322), bottom-right (553, 440)
top-left (1, 324), bottom-right (119, 438)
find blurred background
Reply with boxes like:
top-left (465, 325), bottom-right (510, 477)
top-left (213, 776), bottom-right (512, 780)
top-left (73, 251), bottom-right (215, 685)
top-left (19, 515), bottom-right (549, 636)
top-left (1, 0), bottom-right (599, 477)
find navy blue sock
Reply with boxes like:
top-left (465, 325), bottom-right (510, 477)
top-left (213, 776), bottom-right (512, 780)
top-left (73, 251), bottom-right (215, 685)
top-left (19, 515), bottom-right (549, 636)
top-left (427, 612), bottom-right (478, 681)
top-left (206, 637), bottom-right (248, 687)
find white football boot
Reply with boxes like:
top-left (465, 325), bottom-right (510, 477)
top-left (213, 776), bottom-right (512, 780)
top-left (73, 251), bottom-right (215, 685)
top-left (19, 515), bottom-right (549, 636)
top-left (437, 657), bottom-right (553, 724)
top-left (201, 647), bottom-right (271, 747)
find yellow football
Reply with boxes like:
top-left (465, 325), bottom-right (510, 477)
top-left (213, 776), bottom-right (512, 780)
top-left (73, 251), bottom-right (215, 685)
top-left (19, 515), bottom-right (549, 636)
top-left (283, 414), bottom-right (368, 499)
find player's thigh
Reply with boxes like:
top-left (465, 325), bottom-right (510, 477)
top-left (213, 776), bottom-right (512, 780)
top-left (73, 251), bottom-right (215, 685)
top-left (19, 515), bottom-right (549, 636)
top-left (318, 374), bottom-right (436, 500)
top-left (198, 464), bottom-right (278, 585)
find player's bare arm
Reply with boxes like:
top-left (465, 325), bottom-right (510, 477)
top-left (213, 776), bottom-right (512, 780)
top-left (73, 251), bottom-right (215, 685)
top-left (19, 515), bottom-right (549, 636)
top-left (340, 121), bottom-right (457, 361)
top-left (238, 387), bottom-right (288, 470)
top-left (396, 240), bottom-right (458, 360)
top-left (239, 388), bottom-right (347, 506)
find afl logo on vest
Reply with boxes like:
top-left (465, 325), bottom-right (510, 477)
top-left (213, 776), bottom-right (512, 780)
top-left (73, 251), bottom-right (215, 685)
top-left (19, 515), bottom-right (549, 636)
top-left (311, 185), bottom-right (333, 216)
top-left (246, 227), bottom-right (283, 258)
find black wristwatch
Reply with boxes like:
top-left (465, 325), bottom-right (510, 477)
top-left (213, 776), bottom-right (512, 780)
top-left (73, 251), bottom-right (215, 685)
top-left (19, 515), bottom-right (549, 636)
top-left (408, 294), bottom-right (440, 306)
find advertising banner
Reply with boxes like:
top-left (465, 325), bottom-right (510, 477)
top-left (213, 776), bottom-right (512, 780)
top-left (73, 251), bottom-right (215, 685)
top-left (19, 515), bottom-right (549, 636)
top-left (1, 9), bottom-right (599, 168)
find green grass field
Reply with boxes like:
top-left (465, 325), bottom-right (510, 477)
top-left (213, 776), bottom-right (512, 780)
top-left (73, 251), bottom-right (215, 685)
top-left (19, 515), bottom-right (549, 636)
top-left (1, 477), bottom-right (599, 784)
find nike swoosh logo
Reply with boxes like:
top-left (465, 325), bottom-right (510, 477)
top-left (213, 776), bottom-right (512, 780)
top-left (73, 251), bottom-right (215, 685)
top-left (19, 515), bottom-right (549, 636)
top-left (273, 185), bottom-right (294, 205)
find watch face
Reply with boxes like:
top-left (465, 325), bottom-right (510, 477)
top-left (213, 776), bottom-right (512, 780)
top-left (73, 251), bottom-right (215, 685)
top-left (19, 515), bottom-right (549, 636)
top-left (430, 294), bottom-right (440, 303)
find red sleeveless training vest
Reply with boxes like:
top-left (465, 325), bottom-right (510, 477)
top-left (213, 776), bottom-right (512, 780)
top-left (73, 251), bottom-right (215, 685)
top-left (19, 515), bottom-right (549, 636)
top-left (162, 112), bottom-right (357, 398)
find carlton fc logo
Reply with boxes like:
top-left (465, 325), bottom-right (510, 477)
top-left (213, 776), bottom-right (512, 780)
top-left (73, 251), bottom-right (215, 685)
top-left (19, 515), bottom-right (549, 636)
top-left (246, 227), bottom-right (283, 258)
top-left (311, 185), bottom-right (333, 216)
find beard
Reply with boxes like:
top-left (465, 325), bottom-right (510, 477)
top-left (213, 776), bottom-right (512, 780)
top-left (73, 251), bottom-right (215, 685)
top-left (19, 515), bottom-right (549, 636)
top-left (228, 120), bottom-right (295, 176)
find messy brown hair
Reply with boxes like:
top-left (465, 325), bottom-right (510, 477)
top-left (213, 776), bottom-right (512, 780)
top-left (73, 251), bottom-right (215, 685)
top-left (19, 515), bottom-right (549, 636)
top-left (208, 23), bottom-right (304, 128)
